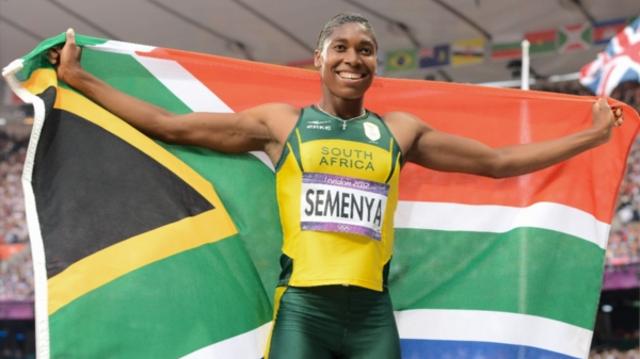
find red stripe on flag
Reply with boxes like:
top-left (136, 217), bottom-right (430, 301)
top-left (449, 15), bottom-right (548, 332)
top-left (141, 48), bottom-right (321, 109)
top-left (140, 48), bottom-right (640, 223)
top-left (616, 30), bottom-right (630, 49)
top-left (491, 49), bottom-right (521, 59)
top-left (594, 23), bottom-right (626, 42)
top-left (565, 23), bottom-right (584, 32)
top-left (566, 43), bottom-right (588, 51)
top-left (525, 29), bottom-right (556, 43)
top-left (366, 80), bottom-right (638, 222)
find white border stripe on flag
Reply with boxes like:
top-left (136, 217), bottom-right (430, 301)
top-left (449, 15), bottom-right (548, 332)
top-left (134, 55), bottom-right (232, 113)
top-left (135, 55), bottom-right (274, 170)
top-left (396, 309), bottom-right (591, 359)
top-left (395, 201), bottom-right (610, 249)
top-left (89, 40), bottom-right (156, 55)
top-left (180, 322), bottom-right (271, 359)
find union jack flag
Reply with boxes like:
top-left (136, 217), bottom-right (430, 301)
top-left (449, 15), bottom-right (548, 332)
top-left (580, 17), bottom-right (640, 96)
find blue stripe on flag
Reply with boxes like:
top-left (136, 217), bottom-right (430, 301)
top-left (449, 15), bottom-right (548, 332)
top-left (400, 339), bottom-right (577, 359)
top-left (620, 68), bottom-right (640, 84)
top-left (631, 17), bottom-right (639, 32)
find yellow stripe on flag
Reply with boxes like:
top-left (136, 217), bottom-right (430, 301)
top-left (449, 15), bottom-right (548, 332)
top-left (22, 68), bottom-right (58, 94)
top-left (53, 87), bottom-right (225, 207)
top-left (451, 38), bottom-right (486, 66)
top-left (47, 209), bottom-right (236, 314)
top-left (26, 76), bottom-right (241, 314)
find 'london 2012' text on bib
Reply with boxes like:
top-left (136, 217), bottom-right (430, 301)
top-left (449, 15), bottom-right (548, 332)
top-left (300, 173), bottom-right (388, 240)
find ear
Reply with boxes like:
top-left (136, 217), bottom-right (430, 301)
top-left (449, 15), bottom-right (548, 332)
top-left (313, 49), bottom-right (322, 69)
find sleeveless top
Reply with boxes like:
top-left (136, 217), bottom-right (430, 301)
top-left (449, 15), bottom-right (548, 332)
top-left (274, 105), bottom-right (403, 291)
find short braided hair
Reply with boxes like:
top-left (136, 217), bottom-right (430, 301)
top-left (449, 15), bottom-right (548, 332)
top-left (316, 13), bottom-right (378, 52)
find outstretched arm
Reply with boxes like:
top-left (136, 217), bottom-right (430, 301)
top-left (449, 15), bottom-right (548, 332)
top-left (49, 29), bottom-right (295, 159)
top-left (387, 99), bottom-right (623, 178)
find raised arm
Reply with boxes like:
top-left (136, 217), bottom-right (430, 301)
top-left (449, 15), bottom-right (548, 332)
top-left (386, 99), bottom-right (623, 178)
top-left (49, 29), bottom-right (297, 162)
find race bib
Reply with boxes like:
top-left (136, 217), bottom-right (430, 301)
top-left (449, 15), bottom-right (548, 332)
top-left (300, 173), bottom-right (388, 240)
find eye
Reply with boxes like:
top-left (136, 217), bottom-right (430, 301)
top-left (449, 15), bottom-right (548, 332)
top-left (360, 47), bottom-right (373, 56)
top-left (334, 44), bottom-right (346, 52)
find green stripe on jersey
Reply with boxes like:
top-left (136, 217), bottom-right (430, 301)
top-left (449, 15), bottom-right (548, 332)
top-left (298, 106), bottom-right (394, 151)
top-left (390, 227), bottom-right (604, 329)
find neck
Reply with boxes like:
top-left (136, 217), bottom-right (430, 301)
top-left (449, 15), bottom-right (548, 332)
top-left (318, 95), bottom-right (364, 119)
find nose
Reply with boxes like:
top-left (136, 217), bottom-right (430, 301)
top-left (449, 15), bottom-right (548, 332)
top-left (343, 48), bottom-right (361, 66)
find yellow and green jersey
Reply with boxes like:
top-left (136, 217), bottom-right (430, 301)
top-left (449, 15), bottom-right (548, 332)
top-left (275, 106), bottom-right (403, 291)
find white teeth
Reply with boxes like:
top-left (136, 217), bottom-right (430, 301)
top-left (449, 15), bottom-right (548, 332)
top-left (338, 72), bottom-right (364, 80)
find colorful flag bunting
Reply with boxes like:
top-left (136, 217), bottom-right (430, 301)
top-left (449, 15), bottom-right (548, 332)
top-left (593, 18), bottom-right (628, 45)
top-left (451, 38), bottom-right (485, 66)
top-left (419, 44), bottom-right (450, 68)
top-left (557, 23), bottom-right (592, 53)
top-left (385, 48), bottom-right (418, 72)
top-left (525, 29), bottom-right (557, 54)
top-left (4, 32), bottom-right (640, 359)
top-left (490, 34), bottom-right (523, 60)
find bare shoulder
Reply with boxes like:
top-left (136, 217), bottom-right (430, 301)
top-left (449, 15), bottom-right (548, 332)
top-left (245, 102), bottom-right (299, 120)
top-left (383, 111), bottom-right (417, 121)
top-left (244, 102), bottom-right (300, 145)
top-left (242, 102), bottom-right (299, 129)
top-left (252, 102), bottom-right (299, 113)
top-left (382, 111), bottom-right (430, 154)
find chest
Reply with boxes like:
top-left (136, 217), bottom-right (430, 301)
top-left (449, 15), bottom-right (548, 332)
top-left (297, 118), bottom-right (394, 183)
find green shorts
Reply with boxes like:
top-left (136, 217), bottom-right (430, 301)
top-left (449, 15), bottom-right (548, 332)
top-left (266, 285), bottom-right (401, 359)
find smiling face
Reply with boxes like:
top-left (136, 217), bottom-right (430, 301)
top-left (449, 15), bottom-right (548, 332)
top-left (314, 22), bottom-right (378, 101)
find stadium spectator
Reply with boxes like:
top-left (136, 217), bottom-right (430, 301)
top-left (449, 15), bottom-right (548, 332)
top-left (590, 347), bottom-right (640, 359)
top-left (0, 246), bottom-right (33, 301)
top-left (0, 131), bottom-right (31, 301)
top-left (0, 136), bottom-right (28, 245)
top-left (610, 86), bottom-right (640, 267)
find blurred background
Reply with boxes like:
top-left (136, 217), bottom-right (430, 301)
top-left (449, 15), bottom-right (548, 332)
top-left (0, 0), bottom-right (639, 358)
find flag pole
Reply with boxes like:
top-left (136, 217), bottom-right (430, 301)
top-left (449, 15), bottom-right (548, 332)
top-left (521, 39), bottom-right (530, 90)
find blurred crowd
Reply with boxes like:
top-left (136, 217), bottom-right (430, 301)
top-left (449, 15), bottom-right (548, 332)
top-left (0, 131), bottom-right (28, 245)
top-left (0, 246), bottom-right (33, 301)
top-left (603, 82), bottom-right (640, 268)
top-left (590, 347), bottom-right (640, 359)
top-left (0, 131), bottom-right (31, 301)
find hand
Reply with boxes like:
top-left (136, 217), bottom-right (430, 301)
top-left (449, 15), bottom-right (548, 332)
top-left (591, 97), bottom-right (624, 144)
top-left (47, 28), bottom-right (82, 83)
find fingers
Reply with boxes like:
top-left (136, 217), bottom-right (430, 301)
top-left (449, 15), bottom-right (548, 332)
top-left (47, 48), bottom-right (60, 65)
top-left (592, 97), bottom-right (610, 115)
top-left (47, 28), bottom-right (75, 65)
top-left (66, 28), bottom-right (76, 46)
top-left (47, 28), bottom-right (79, 67)
top-left (611, 106), bottom-right (624, 127)
top-left (593, 98), bottom-right (624, 130)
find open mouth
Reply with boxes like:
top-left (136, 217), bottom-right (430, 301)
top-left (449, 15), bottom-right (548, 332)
top-left (336, 71), bottom-right (368, 81)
